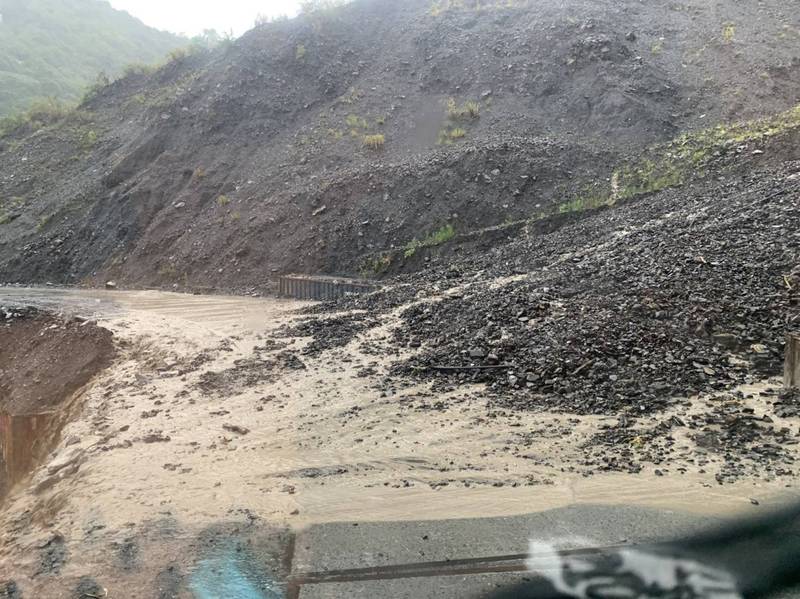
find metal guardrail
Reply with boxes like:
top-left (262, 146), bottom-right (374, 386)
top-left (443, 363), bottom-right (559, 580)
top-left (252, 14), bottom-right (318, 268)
top-left (278, 275), bottom-right (380, 301)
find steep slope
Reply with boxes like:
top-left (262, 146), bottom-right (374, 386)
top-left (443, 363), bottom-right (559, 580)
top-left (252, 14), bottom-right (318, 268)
top-left (0, 0), bottom-right (183, 116)
top-left (0, 0), bottom-right (798, 291)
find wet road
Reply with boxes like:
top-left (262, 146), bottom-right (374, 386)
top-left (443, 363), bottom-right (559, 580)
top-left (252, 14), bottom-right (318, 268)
top-left (1, 285), bottom-right (124, 315)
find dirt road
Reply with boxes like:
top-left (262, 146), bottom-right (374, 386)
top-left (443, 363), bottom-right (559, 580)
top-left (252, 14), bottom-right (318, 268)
top-left (1, 287), bottom-right (797, 597)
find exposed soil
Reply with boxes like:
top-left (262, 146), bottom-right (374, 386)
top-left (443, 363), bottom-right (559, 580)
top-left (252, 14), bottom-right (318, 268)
top-left (0, 307), bottom-right (115, 501)
top-left (0, 0), bottom-right (799, 290)
top-left (0, 307), bottom-right (115, 415)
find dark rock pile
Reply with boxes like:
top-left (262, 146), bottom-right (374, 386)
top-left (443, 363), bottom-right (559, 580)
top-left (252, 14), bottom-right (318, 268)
top-left (774, 388), bottom-right (800, 418)
top-left (280, 315), bottom-right (380, 357)
top-left (388, 166), bottom-right (800, 415)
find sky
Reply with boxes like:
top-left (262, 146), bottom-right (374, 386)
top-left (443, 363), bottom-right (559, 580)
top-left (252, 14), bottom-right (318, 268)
top-left (108, 0), bottom-right (303, 37)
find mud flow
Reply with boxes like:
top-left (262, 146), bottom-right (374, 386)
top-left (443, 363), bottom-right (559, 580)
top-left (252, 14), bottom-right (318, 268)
top-left (0, 288), bottom-right (797, 598)
top-left (0, 307), bottom-right (114, 500)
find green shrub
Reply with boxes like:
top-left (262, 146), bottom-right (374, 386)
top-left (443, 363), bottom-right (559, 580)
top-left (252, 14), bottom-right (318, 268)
top-left (167, 47), bottom-right (191, 63)
top-left (446, 98), bottom-right (480, 120)
top-left (81, 72), bottom-right (111, 103)
top-left (438, 126), bottom-right (468, 145)
top-left (337, 88), bottom-right (362, 105)
top-left (158, 263), bottom-right (178, 277)
top-left (362, 253), bottom-right (392, 275)
top-left (553, 103), bottom-right (800, 214)
top-left (122, 63), bottom-right (156, 78)
top-left (188, 29), bottom-right (233, 52)
top-left (346, 114), bottom-right (369, 129)
top-left (430, 0), bottom-right (531, 16)
top-left (299, 0), bottom-right (350, 14)
top-left (36, 214), bottom-right (52, 231)
top-left (426, 224), bottom-right (455, 245)
top-left (404, 224), bottom-right (456, 257)
top-left (255, 13), bottom-right (290, 26)
top-left (0, 97), bottom-right (72, 137)
top-left (404, 239), bottom-right (422, 258)
top-left (80, 129), bottom-right (98, 150)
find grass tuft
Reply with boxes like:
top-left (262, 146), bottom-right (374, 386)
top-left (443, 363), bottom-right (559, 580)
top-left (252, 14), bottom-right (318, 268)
top-left (446, 98), bottom-right (481, 120)
top-left (723, 23), bottom-right (736, 43)
top-left (404, 224), bottom-right (456, 257)
top-left (361, 253), bottom-right (392, 276)
top-left (363, 134), bottom-right (385, 150)
top-left (555, 103), bottom-right (800, 215)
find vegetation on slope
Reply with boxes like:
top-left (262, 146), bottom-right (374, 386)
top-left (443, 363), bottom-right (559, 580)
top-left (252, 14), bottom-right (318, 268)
top-left (0, 0), bottom-right (184, 117)
top-left (359, 104), bottom-right (800, 275)
top-left (559, 104), bottom-right (800, 214)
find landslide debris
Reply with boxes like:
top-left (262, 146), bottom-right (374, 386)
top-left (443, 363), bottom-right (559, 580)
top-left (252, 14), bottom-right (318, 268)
top-left (303, 160), bottom-right (800, 418)
top-left (279, 155), bottom-right (799, 485)
top-left (397, 166), bottom-right (799, 415)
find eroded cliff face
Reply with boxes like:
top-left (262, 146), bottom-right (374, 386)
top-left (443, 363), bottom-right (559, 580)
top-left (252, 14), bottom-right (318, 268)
top-left (0, 307), bottom-right (114, 498)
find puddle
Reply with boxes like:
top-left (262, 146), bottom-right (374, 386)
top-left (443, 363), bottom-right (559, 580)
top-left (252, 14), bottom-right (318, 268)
top-left (188, 543), bottom-right (284, 599)
top-left (0, 411), bottom-right (60, 500)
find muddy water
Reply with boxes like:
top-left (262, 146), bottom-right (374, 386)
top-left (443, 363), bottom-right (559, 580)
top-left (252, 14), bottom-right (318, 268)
top-left (0, 411), bottom-right (59, 498)
top-left (0, 288), bottom-right (796, 525)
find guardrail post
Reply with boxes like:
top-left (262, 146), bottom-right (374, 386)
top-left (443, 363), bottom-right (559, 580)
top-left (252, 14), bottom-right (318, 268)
top-left (786, 333), bottom-right (800, 389)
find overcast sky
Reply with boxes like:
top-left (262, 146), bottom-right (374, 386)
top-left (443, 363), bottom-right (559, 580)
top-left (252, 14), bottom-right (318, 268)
top-left (108, 1), bottom-right (303, 37)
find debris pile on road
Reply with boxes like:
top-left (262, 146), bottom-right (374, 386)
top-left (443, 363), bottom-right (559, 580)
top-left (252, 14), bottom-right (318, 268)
top-left (280, 315), bottom-right (381, 356)
top-left (387, 166), bottom-right (800, 415)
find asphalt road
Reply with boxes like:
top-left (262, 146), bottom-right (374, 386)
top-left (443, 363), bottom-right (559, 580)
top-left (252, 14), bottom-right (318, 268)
top-left (290, 505), bottom-right (722, 598)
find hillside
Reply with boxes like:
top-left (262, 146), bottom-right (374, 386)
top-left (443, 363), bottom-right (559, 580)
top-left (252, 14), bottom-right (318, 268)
top-left (0, 0), bottom-right (798, 291)
top-left (0, 0), bottom-right (184, 117)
